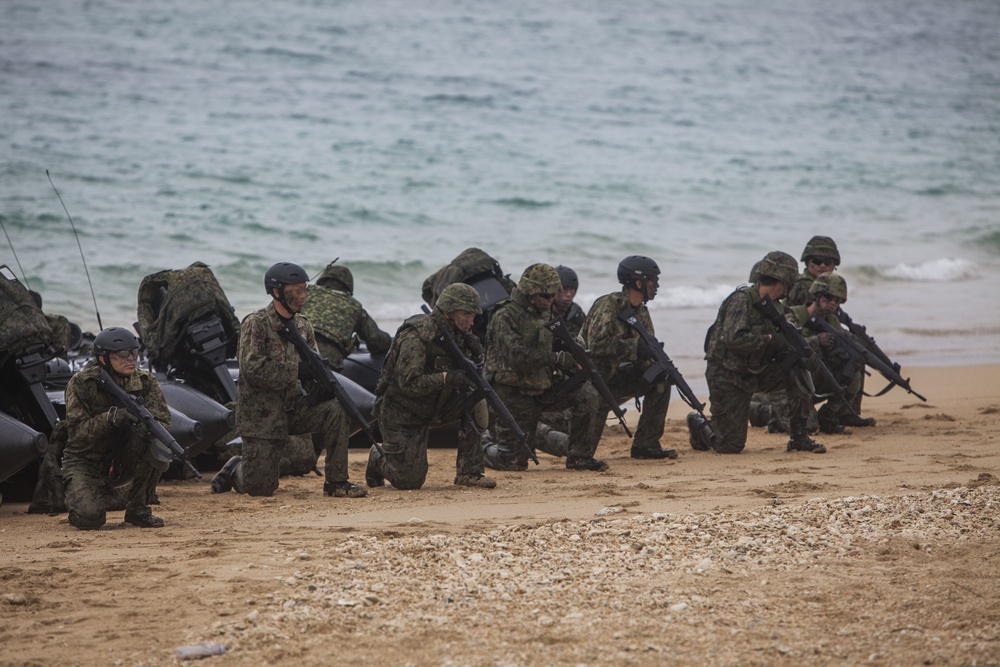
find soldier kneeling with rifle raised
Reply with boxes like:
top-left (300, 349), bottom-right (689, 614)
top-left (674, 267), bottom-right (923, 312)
top-left (62, 327), bottom-right (174, 529)
top-left (366, 283), bottom-right (498, 490)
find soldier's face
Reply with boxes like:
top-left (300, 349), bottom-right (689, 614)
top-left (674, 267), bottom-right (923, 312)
top-left (108, 350), bottom-right (138, 376)
top-left (817, 293), bottom-right (842, 316)
top-left (531, 292), bottom-right (555, 312)
top-left (281, 282), bottom-right (308, 313)
top-left (807, 257), bottom-right (836, 278)
top-left (554, 285), bottom-right (576, 311)
top-left (448, 310), bottom-right (476, 334)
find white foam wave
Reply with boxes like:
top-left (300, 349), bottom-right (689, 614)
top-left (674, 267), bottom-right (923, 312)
top-left (881, 258), bottom-right (978, 282)
top-left (660, 284), bottom-right (738, 309)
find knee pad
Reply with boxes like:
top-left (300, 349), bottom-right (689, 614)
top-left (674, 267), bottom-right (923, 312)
top-left (473, 399), bottom-right (490, 430)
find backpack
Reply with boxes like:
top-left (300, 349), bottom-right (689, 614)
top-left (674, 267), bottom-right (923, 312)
top-left (0, 265), bottom-right (55, 358)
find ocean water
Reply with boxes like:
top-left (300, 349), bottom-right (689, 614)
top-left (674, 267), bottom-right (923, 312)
top-left (2, 0), bottom-right (999, 382)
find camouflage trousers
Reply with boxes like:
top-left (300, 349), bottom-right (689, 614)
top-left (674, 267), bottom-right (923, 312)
top-left (233, 396), bottom-right (349, 496)
top-left (370, 395), bottom-right (485, 490)
top-left (706, 362), bottom-right (808, 454)
top-left (486, 381), bottom-right (603, 469)
top-left (753, 359), bottom-right (862, 434)
top-left (598, 363), bottom-right (671, 452)
top-left (62, 436), bottom-right (162, 530)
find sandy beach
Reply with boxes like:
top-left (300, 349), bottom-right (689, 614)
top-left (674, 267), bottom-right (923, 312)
top-left (1, 363), bottom-right (998, 666)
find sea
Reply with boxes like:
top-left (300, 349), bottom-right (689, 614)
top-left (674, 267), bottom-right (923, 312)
top-left (2, 0), bottom-right (999, 389)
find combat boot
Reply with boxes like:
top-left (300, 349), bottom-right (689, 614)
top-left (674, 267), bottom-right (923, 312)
top-left (454, 473), bottom-right (497, 489)
top-left (566, 456), bottom-right (609, 472)
top-left (124, 512), bottom-right (165, 528)
top-left (841, 415), bottom-right (876, 428)
top-left (324, 480), bottom-right (368, 498)
top-left (484, 444), bottom-right (528, 471)
top-left (789, 417), bottom-right (826, 453)
top-left (630, 446), bottom-right (678, 460)
top-left (211, 455), bottom-right (242, 494)
top-left (365, 448), bottom-right (385, 488)
top-left (687, 412), bottom-right (712, 451)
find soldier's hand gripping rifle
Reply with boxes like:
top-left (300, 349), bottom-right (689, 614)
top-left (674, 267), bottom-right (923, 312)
top-left (421, 305), bottom-right (538, 465)
top-left (97, 369), bottom-right (202, 479)
top-left (754, 295), bottom-right (859, 416)
top-left (544, 315), bottom-right (633, 438)
top-left (833, 308), bottom-right (927, 401)
top-left (275, 316), bottom-right (385, 457)
top-left (617, 305), bottom-right (716, 434)
top-left (806, 312), bottom-right (927, 402)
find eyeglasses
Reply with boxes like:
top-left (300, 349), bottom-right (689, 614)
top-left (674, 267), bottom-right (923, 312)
top-left (111, 349), bottom-right (139, 360)
top-left (810, 257), bottom-right (836, 267)
top-left (537, 293), bottom-right (555, 299)
top-left (817, 293), bottom-right (843, 304)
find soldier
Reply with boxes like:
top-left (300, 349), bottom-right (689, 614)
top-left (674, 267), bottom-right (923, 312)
top-left (580, 256), bottom-right (677, 460)
top-left (785, 274), bottom-right (874, 433)
top-left (786, 235), bottom-right (840, 306)
top-left (700, 251), bottom-right (827, 455)
top-left (366, 283), bottom-right (496, 490)
top-left (61, 327), bottom-right (169, 529)
top-left (484, 263), bottom-right (606, 472)
top-left (301, 262), bottom-right (392, 371)
top-left (211, 262), bottom-right (366, 498)
top-left (552, 265), bottom-right (586, 337)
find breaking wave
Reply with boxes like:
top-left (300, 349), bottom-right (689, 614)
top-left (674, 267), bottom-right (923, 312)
top-left (878, 258), bottom-right (978, 282)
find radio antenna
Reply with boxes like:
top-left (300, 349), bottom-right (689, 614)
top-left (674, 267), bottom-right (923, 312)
top-left (46, 170), bottom-right (103, 330)
top-left (0, 215), bottom-right (33, 291)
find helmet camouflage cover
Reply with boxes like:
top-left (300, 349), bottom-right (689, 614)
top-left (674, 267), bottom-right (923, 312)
top-left (809, 272), bottom-right (848, 302)
top-left (436, 282), bottom-right (483, 314)
top-left (517, 263), bottom-right (561, 296)
top-left (800, 235), bottom-right (841, 265)
top-left (316, 263), bottom-right (354, 295)
top-left (754, 251), bottom-right (799, 286)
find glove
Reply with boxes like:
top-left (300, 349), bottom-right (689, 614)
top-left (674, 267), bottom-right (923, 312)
top-left (816, 332), bottom-right (838, 350)
top-left (764, 334), bottom-right (788, 360)
top-left (553, 350), bottom-right (577, 372)
top-left (636, 339), bottom-right (661, 361)
top-left (445, 369), bottom-right (475, 390)
top-left (464, 333), bottom-right (484, 360)
top-left (107, 406), bottom-right (140, 429)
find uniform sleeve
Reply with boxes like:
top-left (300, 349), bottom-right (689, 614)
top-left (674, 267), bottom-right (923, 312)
top-left (491, 309), bottom-right (554, 372)
top-left (392, 332), bottom-right (446, 398)
top-left (64, 376), bottom-right (117, 445)
top-left (238, 315), bottom-right (298, 391)
top-left (357, 309), bottom-right (392, 355)
top-left (584, 297), bottom-right (636, 361)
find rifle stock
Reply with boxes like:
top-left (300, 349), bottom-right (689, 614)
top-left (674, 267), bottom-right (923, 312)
top-left (421, 305), bottom-right (537, 465)
top-left (98, 369), bottom-right (202, 479)
top-left (617, 305), bottom-right (716, 427)
top-left (754, 295), bottom-right (858, 416)
top-left (806, 313), bottom-right (927, 402)
top-left (275, 317), bottom-right (384, 452)
top-left (545, 315), bottom-right (633, 438)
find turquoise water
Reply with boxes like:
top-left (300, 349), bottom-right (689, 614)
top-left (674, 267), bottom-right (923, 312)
top-left (2, 0), bottom-right (999, 375)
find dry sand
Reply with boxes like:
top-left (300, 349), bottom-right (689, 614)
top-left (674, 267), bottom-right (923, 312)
top-left (1, 364), bottom-right (998, 667)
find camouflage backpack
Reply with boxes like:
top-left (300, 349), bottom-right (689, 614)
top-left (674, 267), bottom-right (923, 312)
top-left (0, 265), bottom-right (55, 358)
top-left (421, 247), bottom-right (516, 307)
top-left (136, 261), bottom-right (240, 371)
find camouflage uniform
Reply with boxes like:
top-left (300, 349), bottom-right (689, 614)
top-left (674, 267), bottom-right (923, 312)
top-left (231, 304), bottom-right (350, 496)
top-left (484, 269), bottom-right (603, 470)
top-left (61, 360), bottom-right (170, 529)
top-left (704, 285), bottom-right (811, 454)
top-left (369, 309), bottom-right (487, 489)
top-left (580, 287), bottom-right (671, 453)
top-left (301, 264), bottom-right (391, 371)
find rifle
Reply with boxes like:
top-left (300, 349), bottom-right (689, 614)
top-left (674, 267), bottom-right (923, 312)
top-left (835, 308), bottom-right (926, 401)
top-left (617, 305), bottom-right (716, 434)
top-left (97, 369), bottom-right (202, 479)
top-left (753, 295), bottom-right (859, 416)
top-left (807, 313), bottom-right (927, 402)
top-left (275, 316), bottom-right (385, 457)
top-left (544, 315), bottom-right (633, 438)
top-left (421, 305), bottom-right (538, 465)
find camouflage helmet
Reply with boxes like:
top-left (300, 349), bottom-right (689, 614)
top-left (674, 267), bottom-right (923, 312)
top-left (436, 282), bottom-right (483, 314)
top-left (554, 265), bottom-right (579, 290)
top-left (517, 263), bottom-right (561, 296)
top-left (754, 251), bottom-right (798, 286)
top-left (617, 255), bottom-right (660, 286)
top-left (264, 262), bottom-right (308, 295)
top-left (809, 273), bottom-right (848, 302)
top-left (800, 236), bottom-right (841, 265)
top-left (94, 327), bottom-right (139, 357)
top-left (316, 263), bottom-right (354, 295)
